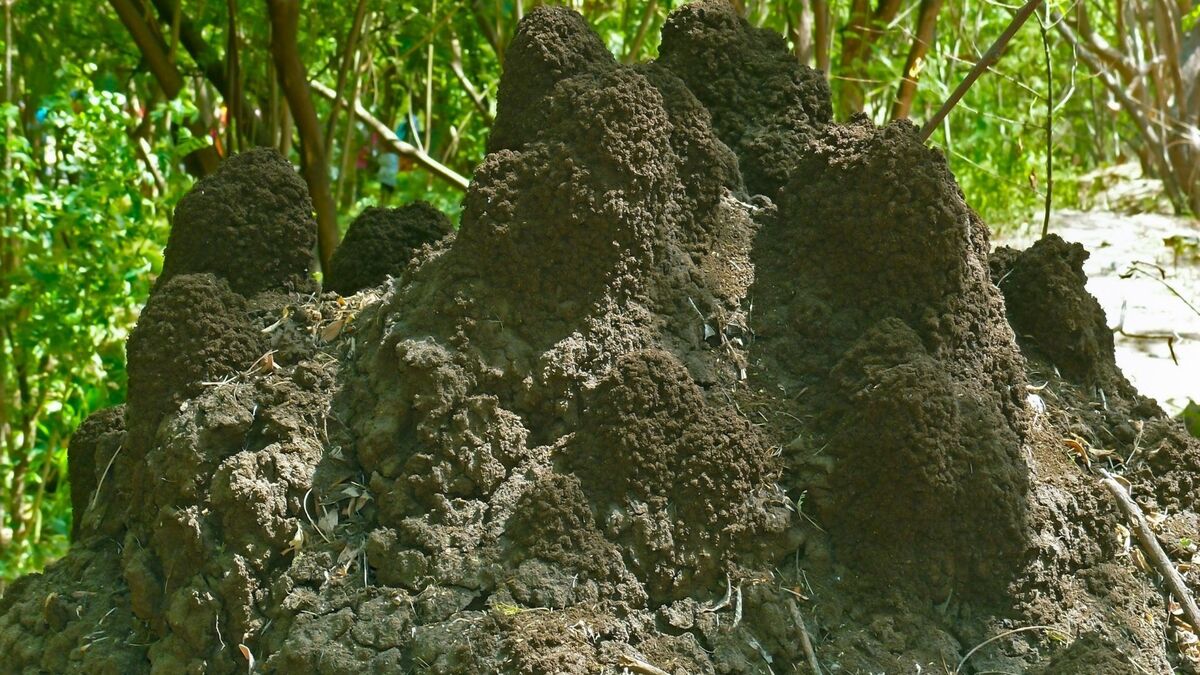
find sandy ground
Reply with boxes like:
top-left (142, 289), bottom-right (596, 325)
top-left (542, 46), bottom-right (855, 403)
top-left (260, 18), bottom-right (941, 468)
top-left (998, 210), bottom-right (1200, 416)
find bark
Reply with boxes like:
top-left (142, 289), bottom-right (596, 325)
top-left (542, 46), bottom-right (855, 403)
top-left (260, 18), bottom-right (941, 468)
top-left (813, 0), bottom-right (831, 74)
top-left (788, 1), bottom-right (814, 65)
top-left (107, 0), bottom-right (220, 175)
top-left (267, 0), bottom-right (338, 276)
top-left (147, 0), bottom-right (270, 148)
top-left (891, 0), bottom-right (944, 120)
top-left (838, 0), bottom-right (904, 113)
top-left (324, 0), bottom-right (369, 161)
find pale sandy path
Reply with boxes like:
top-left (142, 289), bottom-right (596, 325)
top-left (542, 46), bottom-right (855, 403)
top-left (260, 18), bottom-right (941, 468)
top-left (996, 210), bottom-right (1200, 416)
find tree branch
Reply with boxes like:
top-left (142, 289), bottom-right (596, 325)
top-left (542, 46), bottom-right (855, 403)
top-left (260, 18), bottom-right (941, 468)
top-left (450, 35), bottom-right (491, 121)
top-left (919, 0), bottom-right (1044, 143)
top-left (324, 0), bottom-right (369, 161)
top-left (267, 0), bottom-right (338, 276)
top-left (1099, 469), bottom-right (1200, 644)
top-left (107, 0), bottom-right (219, 175)
top-left (310, 80), bottom-right (469, 191)
top-left (890, 0), bottom-right (943, 120)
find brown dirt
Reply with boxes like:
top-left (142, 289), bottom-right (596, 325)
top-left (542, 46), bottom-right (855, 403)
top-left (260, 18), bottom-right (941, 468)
top-left (3, 3), bottom-right (1200, 674)
top-left (326, 202), bottom-right (452, 296)
top-left (159, 147), bottom-right (317, 296)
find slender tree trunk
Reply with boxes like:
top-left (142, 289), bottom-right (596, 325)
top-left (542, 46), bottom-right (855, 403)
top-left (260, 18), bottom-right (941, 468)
top-left (891, 0), bottom-right (944, 120)
top-left (324, 0), bottom-right (368, 160)
top-left (107, 0), bottom-right (219, 175)
top-left (624, 0), bottom-right (658, 64)
top-left (225, 0), bottom-right (241, 154)
top-left (0, 0), bottom-right (15, 546)
top-left (789, 1), bottom-right (814, 65)
top-left (267, 0), bottom-right (338, 276)
top-left (838, 0), bottom-right (904, 114)
top-left (813, 0), bottom-right (831, 74)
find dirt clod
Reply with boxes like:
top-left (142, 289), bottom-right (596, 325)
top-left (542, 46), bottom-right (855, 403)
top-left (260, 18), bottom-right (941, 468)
top-left (326, 202), bottom-right (452, 296)
top-left (124, 272), bottom-right (265, 451)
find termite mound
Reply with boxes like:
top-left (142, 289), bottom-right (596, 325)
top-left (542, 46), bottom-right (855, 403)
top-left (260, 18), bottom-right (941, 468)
top-left (2, 3), bottom-right (1199, 674)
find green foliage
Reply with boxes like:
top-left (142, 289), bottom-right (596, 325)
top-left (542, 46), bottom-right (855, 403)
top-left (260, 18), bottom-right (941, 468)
top-left (0, 64), bottom-right (186, 581)
top-left (1185, 5), bottom-right (1200, 32)
top-left (1182, 401), bottom-right (1200, 439)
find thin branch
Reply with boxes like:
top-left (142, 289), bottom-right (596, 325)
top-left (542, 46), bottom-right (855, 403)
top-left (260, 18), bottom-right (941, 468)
top-left (890, 0), bottom-right (943, 120)
top-left (1099, 469), bottom-right (1200, 643)
top-left (1053, 15), bottom-right (1190, 210)
top-left (449, 35), bottom-right (491, 121)
top-left (310, 80), bottom-right (469, 191)
top-left (267, 0), bottom-right (338, 275)
top-left (324, 0), bottom-right (369, 161)
top-left (623, 0), bottom-right (658, 64)
top-left (1038, 2), bottom-right (1052, 239)
top-left (919, 0), bottom-right (1045, 143)
top-left (107, 0), bottom-right (219, 175)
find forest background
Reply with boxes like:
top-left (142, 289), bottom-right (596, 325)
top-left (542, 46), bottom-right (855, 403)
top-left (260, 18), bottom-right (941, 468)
top-left (0, 0), bottom-right (1197, 585)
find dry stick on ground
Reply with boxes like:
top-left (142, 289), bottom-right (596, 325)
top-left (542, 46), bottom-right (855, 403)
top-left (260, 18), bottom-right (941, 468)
top-left (787, 599), bottom-right (823, 674)
top-left (918, 0), bottom-right (1044, 143)
top-left (310, 80), bottom-right (469, 191)
top-left (954, 625), bottom-right (1059, 675)
top-left (618, 654), bottom-right (671, 675)
top-left (267, 0), bottom-right (338, 277)
top-left (1099, 469), bottom-right (1200, 640)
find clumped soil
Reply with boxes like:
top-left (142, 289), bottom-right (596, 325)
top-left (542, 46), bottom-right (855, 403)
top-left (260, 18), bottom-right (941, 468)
top-left (326, 202), bottom-right (452, 296)
top-left (3, 2), bottom-right (1200, 673)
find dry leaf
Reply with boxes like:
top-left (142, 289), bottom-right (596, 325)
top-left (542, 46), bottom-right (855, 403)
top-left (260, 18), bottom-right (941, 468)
top-left (238, 643), bottom-right (256, 670)
top-left (1115, 524), bottom-right (1131, 554)
top-left (320, 318), bottom-right (346, 343)
top-left (318, 508), bottom-right (339, 536)
top-left (283, 523), bottom-right (304, 555)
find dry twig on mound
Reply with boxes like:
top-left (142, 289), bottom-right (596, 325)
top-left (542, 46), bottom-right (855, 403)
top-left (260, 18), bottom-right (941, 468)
top-left (1099, 469), bottom-right (1200, 639)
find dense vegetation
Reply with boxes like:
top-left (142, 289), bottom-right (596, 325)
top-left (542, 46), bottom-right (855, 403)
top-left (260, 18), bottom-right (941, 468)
top-left (0, 0), bottom-right (1195, 582)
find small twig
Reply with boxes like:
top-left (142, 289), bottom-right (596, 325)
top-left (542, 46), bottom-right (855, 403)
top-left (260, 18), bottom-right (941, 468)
top-left (1120, 261), bottom-right (1200, 320)
top-left (1099, 469), bottom-right (1200, 638)
top-left (88, 444), bottom-right (124, 514)
top-left (301, 488), bottom-right (331, 543)
top-left (623, 0), bottom-right (659, 64)
top-left (309, 80), bottom-right (469, 190)
top-left (787, 600), bottom-right (823, 675)
top-left (919, 0), bottom-right (1044, 142)
top-left (701, 576), bottom-right (733, 613)
top-left (618, 654), bottom-right (671, 675)
top-left (955, 625), bottom-right (1059, 674)
top-left (449, 35), bottom-right (491, 121)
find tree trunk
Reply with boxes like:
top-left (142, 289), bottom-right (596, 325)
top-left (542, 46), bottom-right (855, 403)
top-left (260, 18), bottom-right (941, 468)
top-left (891, 0), bottom-right (944, 120)
top-left (813, 0), bottom-right (831, 74)
top-left (107, 0), bottom-right (220, 176)
top-left (266, 0), bottom-right (338, 277)
top-left (838, 0), bottom-right (904, 114)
